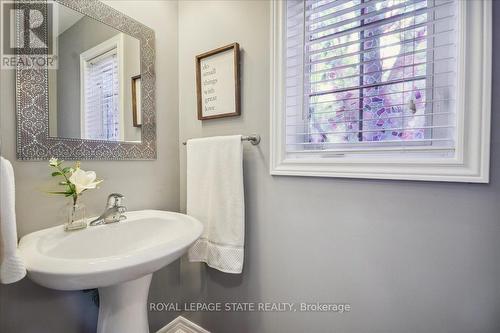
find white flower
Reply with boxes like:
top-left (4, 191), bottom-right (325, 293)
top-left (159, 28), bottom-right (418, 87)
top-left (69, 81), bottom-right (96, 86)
top-left (69, 168), bottom-right (102, 194)
top-left (49, 158), bottom-right (60, 167)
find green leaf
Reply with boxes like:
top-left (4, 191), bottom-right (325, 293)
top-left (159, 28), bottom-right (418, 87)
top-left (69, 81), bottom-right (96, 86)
top-left (51, 171), bottom-right (62, 177)
top-left (62, 167), bottom-right (74, 174)
top-left (46, 191), bottom-right (73, 195)
top-left (59, 181), bottom-right (68, 185)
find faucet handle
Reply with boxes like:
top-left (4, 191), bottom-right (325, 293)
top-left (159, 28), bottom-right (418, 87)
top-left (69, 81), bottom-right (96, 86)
top-left (107, 193), bottom-right (125, 208)
top-left (118, 206), bottom-right (127, 221)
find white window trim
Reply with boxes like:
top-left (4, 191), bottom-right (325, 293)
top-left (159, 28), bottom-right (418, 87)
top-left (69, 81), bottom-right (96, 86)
top-left (80, 33), bottom-right (125, 141)
top-left (270, 0), bottom-right (492, 183)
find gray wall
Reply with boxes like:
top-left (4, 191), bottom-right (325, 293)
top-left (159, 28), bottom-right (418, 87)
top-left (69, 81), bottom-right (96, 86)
top-left (178, 1), bottom-right (500, 332)
top-left (0, 1), bottom-right (181, 332)
top-left (123, 35), bottom-right (142, 142)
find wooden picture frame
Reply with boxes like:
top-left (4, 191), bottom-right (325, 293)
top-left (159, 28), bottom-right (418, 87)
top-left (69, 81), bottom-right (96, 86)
top-left (196, 42), bottom-right (240, 120)
top-left (131, 75), bottom-right (142, 127)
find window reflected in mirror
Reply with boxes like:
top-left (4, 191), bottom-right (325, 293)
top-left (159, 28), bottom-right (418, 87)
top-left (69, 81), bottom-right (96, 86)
top-left (48, 2), bottom-right (141, 143)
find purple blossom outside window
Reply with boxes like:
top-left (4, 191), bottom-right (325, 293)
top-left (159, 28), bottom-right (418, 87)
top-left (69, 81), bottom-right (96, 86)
top-left (307, 0), bottom-right (430, 145)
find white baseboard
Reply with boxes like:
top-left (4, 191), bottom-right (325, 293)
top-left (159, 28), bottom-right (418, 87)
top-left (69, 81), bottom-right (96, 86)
top-left (156, 316), bottom-right (210, 333)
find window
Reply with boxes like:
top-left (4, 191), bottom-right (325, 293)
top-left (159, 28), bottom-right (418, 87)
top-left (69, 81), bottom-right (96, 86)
top-left (80, 35), bottom-right (124, 141)
top-left (271, 0), bottom-right (492, 182)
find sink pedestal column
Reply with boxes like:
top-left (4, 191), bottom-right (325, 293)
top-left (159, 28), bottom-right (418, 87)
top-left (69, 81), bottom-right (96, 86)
top-left (97, 274), bottom-right (152, 333)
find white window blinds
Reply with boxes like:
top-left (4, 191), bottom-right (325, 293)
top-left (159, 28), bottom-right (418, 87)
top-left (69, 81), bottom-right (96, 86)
top-left (285, 0), bottom-right (458, 156)
top-left (83, 48), bottom-right (121, 141)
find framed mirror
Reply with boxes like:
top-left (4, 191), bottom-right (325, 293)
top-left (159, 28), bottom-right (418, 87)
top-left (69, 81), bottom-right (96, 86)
top-left (16, 0), bottom-right (156, 160)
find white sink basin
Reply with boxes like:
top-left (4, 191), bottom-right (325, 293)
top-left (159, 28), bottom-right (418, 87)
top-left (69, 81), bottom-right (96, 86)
top-left (19, 210), bottom-right (203, 333)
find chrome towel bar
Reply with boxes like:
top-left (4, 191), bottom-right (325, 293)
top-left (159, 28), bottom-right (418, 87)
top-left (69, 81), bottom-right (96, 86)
top-left (182, 134), bottom-right (261, 146)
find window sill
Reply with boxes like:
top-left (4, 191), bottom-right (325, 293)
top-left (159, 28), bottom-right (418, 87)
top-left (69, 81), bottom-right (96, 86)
top-left (270, 157), bottom-right (489, 183)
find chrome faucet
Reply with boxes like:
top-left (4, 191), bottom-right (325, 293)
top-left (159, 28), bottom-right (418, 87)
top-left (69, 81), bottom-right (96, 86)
top-left (89, 193), bottom-right (127, 226)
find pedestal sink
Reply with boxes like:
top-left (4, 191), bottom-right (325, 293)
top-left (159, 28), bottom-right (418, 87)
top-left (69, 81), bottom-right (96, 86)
top-left (18, 210), bottom-right (203, 333)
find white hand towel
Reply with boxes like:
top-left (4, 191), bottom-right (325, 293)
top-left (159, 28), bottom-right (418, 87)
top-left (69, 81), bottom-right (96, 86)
top-left (187, 135), bottom-right (245, 274)
top-left (0, 156), bottom-right (26, 284)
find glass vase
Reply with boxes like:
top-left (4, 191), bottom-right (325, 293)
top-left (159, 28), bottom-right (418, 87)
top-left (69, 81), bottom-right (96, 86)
top-left (64, 198), bottom-right (88, 231)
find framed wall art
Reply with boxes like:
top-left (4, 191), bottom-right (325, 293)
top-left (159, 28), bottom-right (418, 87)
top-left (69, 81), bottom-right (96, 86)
top-left (131, 75), bottom-right (142, 127)
top-left (196, 43), bottom-right (240, 120)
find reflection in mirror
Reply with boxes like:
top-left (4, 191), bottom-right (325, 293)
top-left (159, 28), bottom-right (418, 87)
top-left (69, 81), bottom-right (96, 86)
top-left (48, 3), bottom-right (141, 143)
